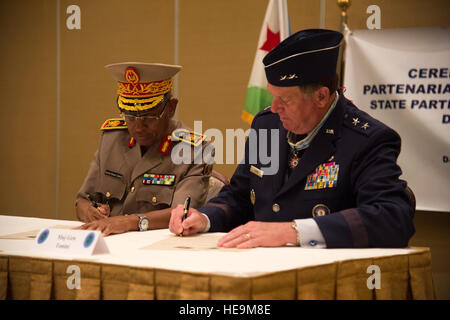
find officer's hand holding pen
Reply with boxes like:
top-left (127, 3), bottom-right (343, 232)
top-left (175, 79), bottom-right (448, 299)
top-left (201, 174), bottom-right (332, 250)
top-left (169, 200), bottom-right (207, 237)
top-left (82, 194), bottom-right (110, 222)
top-left (178, 196), bottom-right (191, 236)
top-left (87, 194), bottom-right (98, 208)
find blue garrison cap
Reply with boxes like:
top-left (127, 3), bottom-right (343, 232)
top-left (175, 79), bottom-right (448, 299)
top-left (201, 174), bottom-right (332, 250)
top-left (263, 29), bottom-right (343, 87)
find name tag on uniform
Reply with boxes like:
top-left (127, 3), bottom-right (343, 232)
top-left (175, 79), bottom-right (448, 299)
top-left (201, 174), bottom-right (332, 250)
top-left (250, 165), bottom-right (264, 178)
top-left (105, 170), bottom-right (123, 179)
top-left (305, 162), bottom-right (339, 190)
top-left (143, 173), bottom-right (176, 186)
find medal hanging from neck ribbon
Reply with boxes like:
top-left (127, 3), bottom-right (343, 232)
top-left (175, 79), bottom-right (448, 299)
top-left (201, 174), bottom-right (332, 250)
top-left (289, 149), bottom-right (301, 169)
top-left (286, 93), bottom-right (340, 169)
top-left (287, 132), bottom-right (308, 169)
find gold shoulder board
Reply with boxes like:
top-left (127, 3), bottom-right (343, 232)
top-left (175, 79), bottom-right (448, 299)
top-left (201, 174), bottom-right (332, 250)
top-left (100, 118), bottom-right (128, 130)
top-left (171, 128), bottom-right (206, 147)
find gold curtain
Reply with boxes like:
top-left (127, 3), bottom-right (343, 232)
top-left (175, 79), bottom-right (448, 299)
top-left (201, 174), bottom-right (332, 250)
top-left (0, 247), bottom-right (434, 300)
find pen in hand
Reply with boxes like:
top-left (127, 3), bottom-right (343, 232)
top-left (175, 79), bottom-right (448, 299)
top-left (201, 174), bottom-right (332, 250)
top-left (87, 194), bottom-right (98, 208)
top-left (182, 195), bottom-right (191, 222)
top-left (179, 196), bottom-right (191, 236)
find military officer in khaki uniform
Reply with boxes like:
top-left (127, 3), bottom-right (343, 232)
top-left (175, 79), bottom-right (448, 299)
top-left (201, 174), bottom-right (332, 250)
top-left (76, 62), bottom-right (212, 236)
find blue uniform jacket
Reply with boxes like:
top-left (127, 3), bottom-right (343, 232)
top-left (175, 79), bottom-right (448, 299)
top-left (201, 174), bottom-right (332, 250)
top-left (199, 95), bottom-right (415, 248)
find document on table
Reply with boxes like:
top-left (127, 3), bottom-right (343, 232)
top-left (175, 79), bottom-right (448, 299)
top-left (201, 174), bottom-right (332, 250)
top-left (141, 232), bottom-right (241, 251)
top-left (0, 225), bottom-right (75, 240)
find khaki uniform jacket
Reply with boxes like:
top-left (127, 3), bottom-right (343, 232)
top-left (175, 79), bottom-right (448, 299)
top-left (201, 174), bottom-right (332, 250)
top-left (76, 119), bottom-right (212, 216)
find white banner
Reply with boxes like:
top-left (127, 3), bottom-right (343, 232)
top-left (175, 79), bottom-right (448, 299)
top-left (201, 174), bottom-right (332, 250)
top-left (344, 27), bottom-right (450, 212)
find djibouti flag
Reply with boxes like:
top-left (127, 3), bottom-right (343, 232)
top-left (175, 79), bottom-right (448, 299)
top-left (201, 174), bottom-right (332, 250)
top-left (242, 0), bottom-right (290, 124)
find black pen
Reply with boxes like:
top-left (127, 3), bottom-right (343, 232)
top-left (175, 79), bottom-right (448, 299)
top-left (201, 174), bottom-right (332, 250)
top-left (178, 196), bottom-right (191, 237)
top-left (182, 196), bottom-right (191, 222)
top-left (87, 194), bottom-right (98, 208)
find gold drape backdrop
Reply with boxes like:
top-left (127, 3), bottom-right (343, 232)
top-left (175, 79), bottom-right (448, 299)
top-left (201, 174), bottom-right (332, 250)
top-left (0, 248), bottom-right (434, 300)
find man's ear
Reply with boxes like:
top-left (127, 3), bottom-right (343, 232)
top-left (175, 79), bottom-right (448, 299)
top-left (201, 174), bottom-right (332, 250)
top-left (167, 98), bottom-right (178, 118)
top-left (313, 86), bottom-right (330, 109)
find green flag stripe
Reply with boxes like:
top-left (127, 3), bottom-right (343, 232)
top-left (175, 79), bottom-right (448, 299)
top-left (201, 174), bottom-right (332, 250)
top-left (243, 86), bottom-right (273, 117)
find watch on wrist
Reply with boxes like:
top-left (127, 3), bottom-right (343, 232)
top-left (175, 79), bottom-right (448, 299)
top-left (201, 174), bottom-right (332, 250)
top-left (136, 214), bottom-right (150, 231)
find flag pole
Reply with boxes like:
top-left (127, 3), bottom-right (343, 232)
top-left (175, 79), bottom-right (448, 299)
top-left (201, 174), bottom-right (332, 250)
top-left (337, 0), bottom-right (352, 88)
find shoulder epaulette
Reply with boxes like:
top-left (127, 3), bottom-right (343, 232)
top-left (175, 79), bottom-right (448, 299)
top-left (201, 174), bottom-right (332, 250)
top-left (100, 118), bottom-right (128, 131)
top-left (343, 111), bottom-right (374, 136)
top-left (171, 128), bottom-right (206, 147)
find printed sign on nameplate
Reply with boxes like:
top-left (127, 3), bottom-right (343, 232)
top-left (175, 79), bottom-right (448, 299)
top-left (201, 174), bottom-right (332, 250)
top-left (33, 228), bottom-right (109, 256)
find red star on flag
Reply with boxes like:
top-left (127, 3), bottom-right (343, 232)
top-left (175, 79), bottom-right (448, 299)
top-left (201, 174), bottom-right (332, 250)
top-left (259, 25), bottom-right (280, 52)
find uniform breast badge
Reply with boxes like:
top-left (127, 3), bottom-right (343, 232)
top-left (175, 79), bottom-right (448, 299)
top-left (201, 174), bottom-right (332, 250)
top-left (305, 162), bottom-right (339, 190)
top-left (312, 204), bottom-right (331, 217)
top-left (143, 173), bottom-right (176, 186)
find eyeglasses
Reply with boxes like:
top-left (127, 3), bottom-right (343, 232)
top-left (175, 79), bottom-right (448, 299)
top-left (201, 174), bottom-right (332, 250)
top-left (120, 99), bottom-right (167, 124)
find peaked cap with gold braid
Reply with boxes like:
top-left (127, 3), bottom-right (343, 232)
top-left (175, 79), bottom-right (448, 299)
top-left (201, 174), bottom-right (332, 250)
top-left (104, 62), bottom-right (182, 115)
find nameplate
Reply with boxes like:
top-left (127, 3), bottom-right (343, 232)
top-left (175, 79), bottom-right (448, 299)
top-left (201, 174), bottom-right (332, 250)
top-left (250, 165), bottom-right (264, 178)
top-left (33, 228), bottom-right (109, 256)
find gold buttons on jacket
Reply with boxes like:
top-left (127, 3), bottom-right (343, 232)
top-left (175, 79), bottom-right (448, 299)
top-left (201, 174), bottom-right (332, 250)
top-left (272, 203), bottom-right (280, 213)
top-left (130, 186), bottom-right (135, 193)
top-left (106, 192), bottom-right (111, 198)
top-left (250, 189), bottom-right (256, 205)
top-left (152, 196), bottom-right (157, 204)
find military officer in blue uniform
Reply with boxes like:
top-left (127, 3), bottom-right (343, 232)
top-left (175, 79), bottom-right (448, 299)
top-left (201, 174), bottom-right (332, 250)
top-left (169, 29), bottom-right (415, 248)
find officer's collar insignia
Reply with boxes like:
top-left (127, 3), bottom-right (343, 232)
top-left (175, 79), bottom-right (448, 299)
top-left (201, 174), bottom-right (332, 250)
top-left (158, 134), bottom-right (173, 155)
top-left (171, 129), bottom-right (206, 147)
top-left (361, 122), bottom-right (370, 130)
top-left (352, 118), bottom-right (360, 126)
top-left (305, 161), bottom-right (339, 190)
top-left (128, 137), bottom-right (136, 148)
top-left (143, 173), bottom-right (176, 186)
top-left (101, 118), bottom-right (128, 130)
